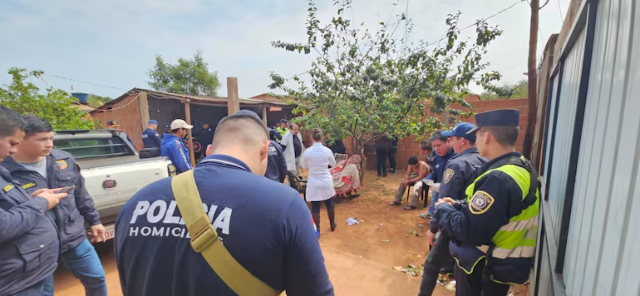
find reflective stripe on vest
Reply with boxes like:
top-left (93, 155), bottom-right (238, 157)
top-left (465, 163), bottom-right (540, 260)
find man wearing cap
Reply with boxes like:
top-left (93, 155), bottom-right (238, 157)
top-left (114, 109), bottom-right (333, 295)
top-left (275, 119), bottom-right (289, 140)
top-left (433, 110), bottom-right (539, 295)
top-left (107, 120), bottom-right (133, 145)
top-left (142, 120), bottom-right (161, 149)
top-left (161, 119), bottom-right (193, 174)
top-left (418, 122), bottom-right (487, 296)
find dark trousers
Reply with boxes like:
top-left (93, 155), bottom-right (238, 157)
top-left (311, 198), bottom-right (335, 214)
top-left (454, 260), bottom-right (510, 296)
top-left (376, 149), bottom-right (388, 174)
top-left (388, 147), bottom-right (397, 171)
top-left (418, 232), bottom-right (455, 296)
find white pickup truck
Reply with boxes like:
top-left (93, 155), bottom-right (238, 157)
top-left (53, 130), bottom-right (176, 241)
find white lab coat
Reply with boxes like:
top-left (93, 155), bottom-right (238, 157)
top-left (301, 143), bottom-right (336, 202)
top-left (280, 131), bottom-right (305, 173)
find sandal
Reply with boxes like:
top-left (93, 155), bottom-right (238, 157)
top-left (389, 201), bottom-right (401, 206)
top-left (403, 205), bottom-right (417, 210)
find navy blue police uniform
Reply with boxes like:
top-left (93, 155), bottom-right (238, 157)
top-left (434, 110), bottom-right (540, 296)
top-left (0, 166), bottom-right (60, 296)
top-left (418, 123), bottom-right (488, 296)
top-left (142, 120), bottom-right (161, 149)
top-left (115, 111), bottom-right (333, 296)
top-left (265, 138), bottom-right (287, 183)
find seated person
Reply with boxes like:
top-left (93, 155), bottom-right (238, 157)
top-left (331, 155), bottom-right (361, 200)
top-left (389, 156), bottom-right (430, 210)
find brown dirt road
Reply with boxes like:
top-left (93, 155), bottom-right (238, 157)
top-left (54, 171), bottom-right (527, 296)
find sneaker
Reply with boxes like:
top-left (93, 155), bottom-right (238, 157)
top-left (419, 212), bottom-right (432, 219)
top-left (389, 169), bottom-right (397, 174)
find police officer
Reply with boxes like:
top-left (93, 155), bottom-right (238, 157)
top-left (419, 131), bottom-right (456, 219)
top-left (418, 122), bottom-right (487, 296)
top-left (0, 107), bottom-right (68, 296)
top-left (3, 115), bottom-right (108, 296)
top-left (107, 120), bottom-right (133, 145)
top-left (434, 109), bottom-right (539, 296)
top-left (275, 119), bottom-right (289, 140)
top-left (142, 119), bottom-right (161, 149)
top-left (265, 127), bottom-right (287, 183)
top-left (115, 110), bottom-right (333, 295)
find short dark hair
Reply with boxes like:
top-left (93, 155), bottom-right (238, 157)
top-left (213, 114), bottom-right (269, 149)
top-left (22, 115), bottom-right (53, 136)
top-left (430, 130), bottom-right (448, 142)
top-left (408, 156), bottom-right (419, 165)
top-left (0, 106), bottom-right (25, 137)
top-left (311, 128), bottom-right (324, 142)
top-left (482, 126), bottom-right (519, 147)
top-left (170, 128), bottom-right (183, 134)
top-left (420, 140), bottom-right (432, 151)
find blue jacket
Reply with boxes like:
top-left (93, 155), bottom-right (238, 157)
top-left (1, 149), bottom-right (101, 252)
top-left (161, 133), bottom-right (192, 174)
top-left (265, 140), bottom-right (287, 183)
top-left (422, 148), bottom-right (455, 183)
top-left (0, 166), bottom-right (59, 295)
top-left (114, 154), bottom-right (334, 296)
top-left (141, 128), bottom-right (161, 149)
top-left (430, 147), bottom-right (487, 233)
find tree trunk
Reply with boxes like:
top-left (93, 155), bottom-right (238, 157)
top-left (523, 0), bottom-right (539, 160)
top-left (352, 139), bottom-right (367, 184)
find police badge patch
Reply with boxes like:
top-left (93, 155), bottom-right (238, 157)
top-left (56, 160), bottom-right (68, 170)
top-left (469, 190), bottom-right (494, 214)
top-left (443, 168), bottom-right (455, 183)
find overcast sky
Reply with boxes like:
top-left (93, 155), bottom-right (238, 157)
top-left (0, 0), bottom-right (570, 99)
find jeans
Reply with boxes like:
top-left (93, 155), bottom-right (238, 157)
top-left (44, 239), bottom-right (107, 296)
top-left (376, 149), bottom-right (388, 174)
top-left (11, 276), bottom-right (53, 296)
top-left (428, 190), bottom-right (439, 214)
top-left (387, 147), bottom-right (397, 171)
top-left (418, 232), bottom-right (455, 296)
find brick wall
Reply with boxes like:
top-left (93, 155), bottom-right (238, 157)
top-left (92, 94), bottom-right (145, 150)
top-left (341, 98), bottom-right (529, 170)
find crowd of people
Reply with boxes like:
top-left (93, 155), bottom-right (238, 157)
top-left (0, 104), bottom-right (538, 296)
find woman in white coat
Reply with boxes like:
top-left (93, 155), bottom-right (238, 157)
top-left (301, 128), bottom-right (337, 237)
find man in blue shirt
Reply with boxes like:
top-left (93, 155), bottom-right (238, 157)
top-left (161, 119), bottom-right (193, 174)
top-left (141, 120), bottom-right (161, 149)
top-left (419, 131), bottom-right (455, 219)
top-left (114, 110), bottom-right (333, 296)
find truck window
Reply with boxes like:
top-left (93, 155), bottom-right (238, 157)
top-left (54, 137), bottom-right (134, 159)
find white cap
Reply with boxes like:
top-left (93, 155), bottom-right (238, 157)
top-left (170, 119), bottom-right (193, 130)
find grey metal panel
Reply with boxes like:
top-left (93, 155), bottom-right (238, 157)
top-left (562, 0), bottom-right (640, 295)
top-left (543, 74), bottom-right (561, 177)
top-left (537, 237), bottom-right (554, 296)
top-left (547, 28), bottom-right (587, 245)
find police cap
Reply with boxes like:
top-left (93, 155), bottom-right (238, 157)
top-left (442, 122), bottom-right (477, 142)
top-left (467, 109), bottom-right (520, 134)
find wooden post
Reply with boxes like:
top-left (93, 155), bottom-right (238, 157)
top-left (138, 91), bottom-right (150, 134)
top-left (227, 77), bottom-right (240, 115)
top-left (262, 106), bottom-right (268, 125)
top-left (184, 100), bottom-right (196, 167)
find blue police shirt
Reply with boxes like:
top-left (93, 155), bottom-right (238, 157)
top-left (422, 148), bottom-right (455, 183)
top-left (114, 154), bottom-right (334, 296)
top-left (141, 128), bottom-right (161, 149)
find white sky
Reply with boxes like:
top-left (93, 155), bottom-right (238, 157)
top-left (0, 0), bottom-right (570, 99)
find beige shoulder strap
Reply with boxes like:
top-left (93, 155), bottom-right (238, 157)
top-left (171, 170), bottom-right (280, 296)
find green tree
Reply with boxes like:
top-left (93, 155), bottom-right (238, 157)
top-left (148, 51), bottom-right (221, 96)
top-left (269, 1), bottom-right (502, 179)
top-left (481, 79), bottom-right (528, 100)
top-left (0, 68), bottom-right (99, 130)
top-left (87, 93), bottom-right (112, 107)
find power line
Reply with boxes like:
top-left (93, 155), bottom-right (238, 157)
top-left (41, 73), bottom-right (122, 90)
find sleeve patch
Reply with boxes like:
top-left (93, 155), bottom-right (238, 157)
top-left (469, 190), bottom-right (494, 214)
top-left (443, 168), bottom-right (455, 183)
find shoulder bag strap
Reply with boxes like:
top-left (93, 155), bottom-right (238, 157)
top-left (171, 170), bottom-right (280, 296)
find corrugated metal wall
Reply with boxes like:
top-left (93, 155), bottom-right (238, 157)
top-left (534, 0), bottom-right (640, 295)
top-left (563, 0), bottom-right (640, 294)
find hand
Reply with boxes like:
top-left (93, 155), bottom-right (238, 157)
top-left (89, 224), bottom-right (107, 243)
top-left (435, 197), bottom-right (455, 208)
top-left (31, 188), bottom-right (62, 198)
top-left (402, 180), bottom-right (408, 187)
top-left (35, 190), bottom-right (68, 210)
top-left (427, 230), bottom-right (437, 247)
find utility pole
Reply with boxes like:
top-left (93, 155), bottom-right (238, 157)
top-left (523, 0), bottom-right (540, 160)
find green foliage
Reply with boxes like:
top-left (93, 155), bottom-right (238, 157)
top-left (148, 51), bottom-right (221, 96)
top-left (481, 79), bottom-right (528, 100)
top-left (87, 93), bottom-right (112, 107)
top-left (0, 68), bottom-right (99, 130)
top-left (269, 0), bottom-right (503, 156)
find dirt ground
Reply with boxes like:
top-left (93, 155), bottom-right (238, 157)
top-left (53, 171), bottom-right (529, 296)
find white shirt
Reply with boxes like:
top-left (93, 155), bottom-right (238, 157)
top-left (301, 143), bottom-right (336, 202)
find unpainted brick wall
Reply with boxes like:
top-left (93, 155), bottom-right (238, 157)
top-left (92, 94), bottom-right (145, 151)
